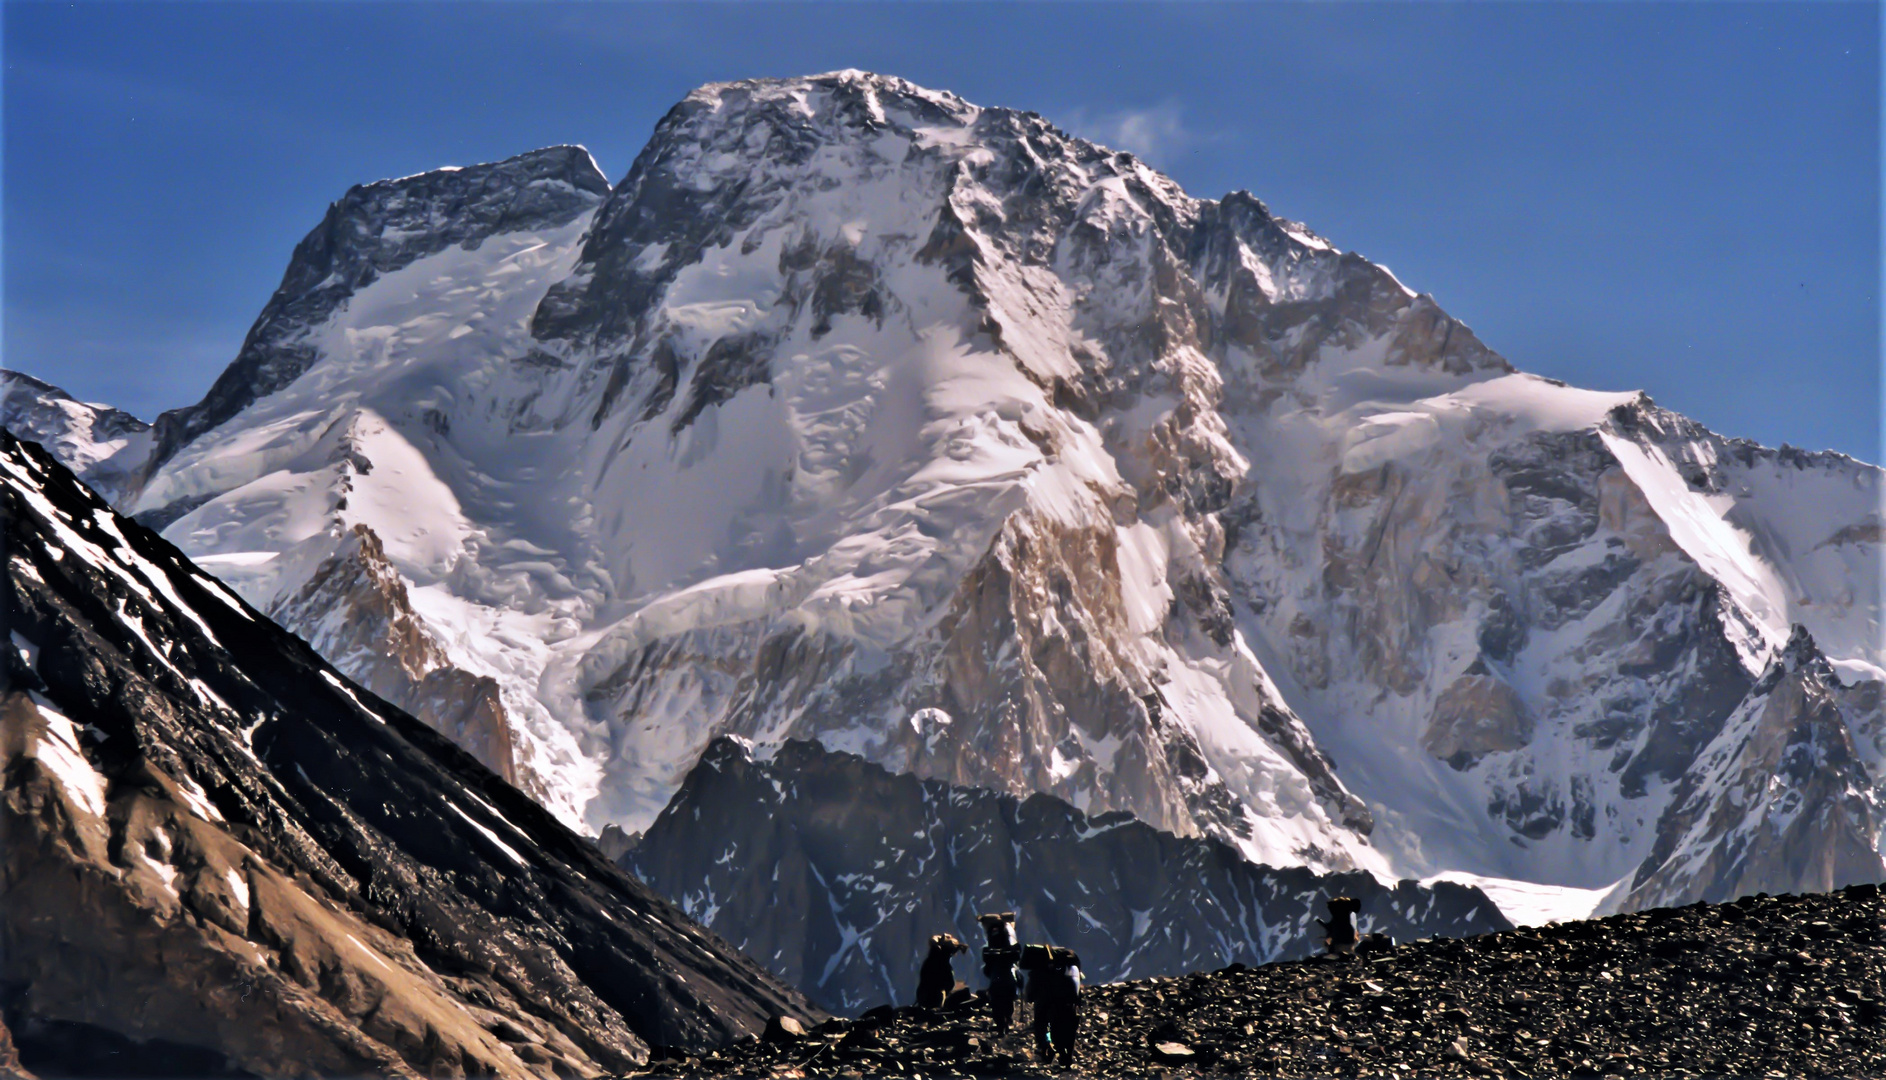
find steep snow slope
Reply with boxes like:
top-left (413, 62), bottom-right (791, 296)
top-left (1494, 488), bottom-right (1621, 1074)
top-left (141, 144), bottom-right (613, 475)
top-left (114, 72), bottom-right (1882, 908)
top-left (1218, 372), bottom-right (1882, 890)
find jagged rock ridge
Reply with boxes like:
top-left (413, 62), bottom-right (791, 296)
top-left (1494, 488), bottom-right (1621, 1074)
top-left (142, 145), bottom-right (611, 484)
top-left (1623, 625), bottom-right (1883, 910)
top-left (0, 430), bottom-right (815, 1078)
top-left (267, 523), bottom-right (519, 782)
top-left (628, 736), bottom-right (1510, 1013)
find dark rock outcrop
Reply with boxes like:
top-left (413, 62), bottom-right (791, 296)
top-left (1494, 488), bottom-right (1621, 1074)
top-left (1624, 626), bottom-right (1885, 910)
top-left (0, 431), bottom-right (815, 1077)
top-left (627, 737), bottom-right (1509, 1013)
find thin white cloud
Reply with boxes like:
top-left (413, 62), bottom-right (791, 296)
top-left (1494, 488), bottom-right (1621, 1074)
top-left (1060, 100), bottom-right (1194, 167)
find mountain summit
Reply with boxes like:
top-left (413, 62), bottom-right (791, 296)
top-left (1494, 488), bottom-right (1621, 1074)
top-left (14, 72), bottom-right (1884, 917)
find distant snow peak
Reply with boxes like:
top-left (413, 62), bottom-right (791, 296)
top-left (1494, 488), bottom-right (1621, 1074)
top-left (0, 369), bottom-right (152, 501)
top-left (140, 144), bottom-right (611, 479)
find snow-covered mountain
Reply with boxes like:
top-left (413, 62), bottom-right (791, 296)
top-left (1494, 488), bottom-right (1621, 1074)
top-left (17, 71), bottom-right (1883, 913)
top-left (0, 370), bottom-right (151, 501)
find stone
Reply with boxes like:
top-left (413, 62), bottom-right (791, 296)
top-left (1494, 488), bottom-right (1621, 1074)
top-left (1150, 1041), bottom-right (1196, 1063)
top-left (631, 883), bottom-right (1886, 1076)
top-left (1423, 669), bottom-right (1534, 770)
top-left (765, 1016), bottom-right (808, 1043)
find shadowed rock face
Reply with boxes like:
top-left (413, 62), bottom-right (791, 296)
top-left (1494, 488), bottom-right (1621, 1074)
top-left (627, 737), bottom-right (1510, 1014)
top-left (1423, 667), bottom-right (1534, 771)
top-left (0, 431), bottom-right (815, 1077)
top-left (1623, 627), bottom-right (1886, 910)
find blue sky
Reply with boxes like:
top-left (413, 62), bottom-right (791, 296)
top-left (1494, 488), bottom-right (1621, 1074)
top-left (4, 2), bottom-right (1879, 460)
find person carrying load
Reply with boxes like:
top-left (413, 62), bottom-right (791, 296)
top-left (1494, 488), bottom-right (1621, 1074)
top-left (1021, 943), bottom-right (1082, 1065)
top-left (977, 912), bottom-right (1021, 1031)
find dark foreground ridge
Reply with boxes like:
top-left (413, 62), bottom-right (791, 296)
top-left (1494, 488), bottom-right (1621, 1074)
top-left (1, 430), bottom-right (815, 1078)
top-left (637, 883), bottom-right (1886, 1079)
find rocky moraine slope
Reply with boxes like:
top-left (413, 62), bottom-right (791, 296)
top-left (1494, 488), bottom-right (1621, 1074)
top-left (0, 431), bottom-right (815, 1077)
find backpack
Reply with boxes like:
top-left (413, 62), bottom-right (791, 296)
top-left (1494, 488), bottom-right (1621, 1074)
top-left (1019, 943), bottom-right (1052, 971)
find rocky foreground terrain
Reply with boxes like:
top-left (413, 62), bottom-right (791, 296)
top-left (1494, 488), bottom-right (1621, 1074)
top-left (638, 882), bottom-right (1886, 1079)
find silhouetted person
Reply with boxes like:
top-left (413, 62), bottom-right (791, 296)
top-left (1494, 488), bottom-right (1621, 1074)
top-left (1022, 944), bottom-right (1081, 1065)
top-left (1318, 895), bottom-right (1361, 956)
top-left (978, 912), bottom-right (1021, 1030)
top-left (915, 933), bottom-right (967, 1009)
